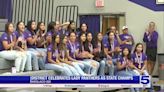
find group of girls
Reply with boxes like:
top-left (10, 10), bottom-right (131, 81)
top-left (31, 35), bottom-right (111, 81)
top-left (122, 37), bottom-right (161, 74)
top-left (0, 21), bottom-right (158, 79)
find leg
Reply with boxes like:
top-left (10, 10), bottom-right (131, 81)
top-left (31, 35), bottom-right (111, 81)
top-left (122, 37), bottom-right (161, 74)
top-left (106, 60), bottom-right (114, 76)
top-left (25, 51), bottom-right (32, 71)
top-left (72, 62), bottom-right (86, 76)
top-left (0, 51), bottom-right (23, 72)
top-left (20, 51), bottom-right (27, 72)
top-left (38, 57), bottom-right (45, 70)
top-left (45, 63), bottom-right (72, 76)
top-left (28, 51), bottom-right (39, 71)
top-left (84, 59), bottom-right (99, 76)
top-left (79, 60), bottom-right (91, 74)
top-left (98, 60), bottom-right (106, 76)
top-left (63, 63), bottom-right (80, 76)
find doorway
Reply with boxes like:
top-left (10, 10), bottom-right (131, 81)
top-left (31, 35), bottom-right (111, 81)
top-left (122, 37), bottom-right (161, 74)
top-left (102, 14), bottom-right (125, 35)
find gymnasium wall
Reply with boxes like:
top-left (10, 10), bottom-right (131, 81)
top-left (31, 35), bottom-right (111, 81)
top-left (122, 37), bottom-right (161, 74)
top-left (11, 0), bottom-right (164, 53)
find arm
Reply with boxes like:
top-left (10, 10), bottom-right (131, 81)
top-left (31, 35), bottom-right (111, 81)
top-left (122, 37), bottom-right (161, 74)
top-left (150, 32), bottom-right (158, 43)
top-left (117, 61), bottom-right (126, 70)
top-left (143, 32), bottom-right (149, 42)
top-left (47, 51), bottom-right (57, 64)
top-left (59, 52), bottom-right (73, 66)
top-left (115, 33), bottom-right (122, 45)
top-left (2, 41), bottom-right (15, 50)
top-left (67, 50), bottom-right (77, 62)
top-left (26, 36), bottom-right (37, 45)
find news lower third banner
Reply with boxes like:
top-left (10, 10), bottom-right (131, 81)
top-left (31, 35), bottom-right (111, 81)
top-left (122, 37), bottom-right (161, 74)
top-left (0, 76), bottom-right (150, 88)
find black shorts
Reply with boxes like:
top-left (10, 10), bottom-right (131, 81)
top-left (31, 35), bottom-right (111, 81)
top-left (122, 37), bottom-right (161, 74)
top-left (146, 48), bottom-right (157, 62)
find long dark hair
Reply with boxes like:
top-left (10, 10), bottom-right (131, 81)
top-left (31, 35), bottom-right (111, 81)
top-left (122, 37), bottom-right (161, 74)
top-left (85, 32), bottom-right (94, 52)
top-left (47, 21), bottom-right (56, 32)
top-left (16, 21), bottom-right (23, 31)
top-left (27, 20), bottom-right (36, 35)
top-left (59, 34), bottom-right (67, 51)
top-left (107, 31), bottom-right (115, 50)
top-left (5, 22), bottom-right (14, 41)
top-left (52, 33), bottom-right (60, 51)
top-left (68, 20), bottom-right (75, 32)
top-left (134, 43), bottom-right (144, 53)
top-left (122, 47), bottom-right (131, 60)
top-left (59, 34), bottom-right (68, 58)
top-left (37, 22), bottom-right (45, 35)
top-left (16, 21), bottom-right (24, 37)
top-left (93, 32), bottom-right (104, 50)
top-left (78, 32), bottom-right (86, 52)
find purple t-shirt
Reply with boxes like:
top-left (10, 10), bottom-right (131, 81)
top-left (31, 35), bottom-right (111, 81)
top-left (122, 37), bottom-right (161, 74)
top-left (14, 31), bottom-right (26, 40)
top-left (119, 33), bottom-right (134, 50)
top-left (103, 39), bottom-right (119, 59)
top-left (46, 44), bottom-right (59, 63)
top-left (131, 53), bottom-right (147, 69)
top-left (0, 32), bottom-right (15, 51)
top-left (24, 30), bottom-right (36, 48)
top-left (46, 30), bottom-right (60, 37)
top-left (143, 31), bottom-right (158, 48)
top-left (67, 41), bottom-right (80, 59)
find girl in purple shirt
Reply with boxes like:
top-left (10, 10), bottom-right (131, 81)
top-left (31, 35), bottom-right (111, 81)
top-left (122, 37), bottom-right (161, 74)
top-left (58, 34), bottom-right (81, 76)
top-left (46, 21), bottom-right (61, 45)
top-left (67, 32), bottom-right (91, 75)
top-left (77, 32), bottom-right (99, 76)
top-left (0, 22), bottom-right (27, 72)
top-left (104, 31), bottom-right (122, 75)
top-left (45, 33), bottom-right (73, 76)
top-left (131, 43), bottom-right (149, 76)
top-left (14, 21), bottom-right (39, 71)
top-left (25, 21), bottom-right (45, 70)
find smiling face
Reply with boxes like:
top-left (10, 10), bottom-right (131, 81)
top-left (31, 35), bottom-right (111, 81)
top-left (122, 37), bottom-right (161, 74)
top-left (123, 48), bottom-right (129, 56)
top-left (55, 35), bottom-right (60, 44)
top-left (8, 23), bottom-right (14, 33)
top-left (69, 32), bottom-right (76, 42)
top-left (97, 33), bottom-right (103, 41)
top-left (39, 23), bottom-right (45, 31)
top-left (81, 23), bottom-right (87, 32)
top-left (70, 22), bottom-right (76, 30)
top-left (87, 33), bottom-right (92, 42)
top-left (31, 22), bottom-right (36, 31)
top-left (136, 44), bottom-right (143, 53)
top-left (80, 34), bottom-right (86, 42)
top-left (18, 22), bottom-right (25, 32)
top-left (109, 32), bottom-right (115, 40)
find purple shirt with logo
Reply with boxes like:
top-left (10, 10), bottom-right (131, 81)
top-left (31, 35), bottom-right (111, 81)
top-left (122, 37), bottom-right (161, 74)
top-left (24, 30), bottom-right (36, 48)
top-left (103, 39), bottom-right (119, 59)
top-left (119, 33), bottom-right (134, 50)
top-left (46, 44), bottom-right (59, 63)
top-left (67, 41), bottom-right (80, 59)
top-left (143, 31), bottom-right (158, 48)
top-left (0, 32), bottom-right (15, 51)
top-left (131, 53), bottom-right (147, 69)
